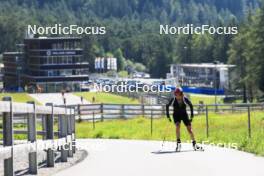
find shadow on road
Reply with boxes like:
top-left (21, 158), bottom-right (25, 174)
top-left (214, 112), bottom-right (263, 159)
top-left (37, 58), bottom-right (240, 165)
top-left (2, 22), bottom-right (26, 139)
top-left (151, 149), bottom-right (204, 154)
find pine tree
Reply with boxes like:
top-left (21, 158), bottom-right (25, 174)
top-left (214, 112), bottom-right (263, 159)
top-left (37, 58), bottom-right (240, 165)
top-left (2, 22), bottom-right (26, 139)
top-left (114, 48), bottom-right (126, 71)
top-left (249, 1), bottom-right (264, 93)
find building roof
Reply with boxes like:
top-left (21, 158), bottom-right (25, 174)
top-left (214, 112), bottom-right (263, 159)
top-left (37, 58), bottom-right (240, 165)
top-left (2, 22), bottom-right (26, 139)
top-left (3, 52), bottom-right (23, 55)
top-left (171, 63), bottom-right (235, 68)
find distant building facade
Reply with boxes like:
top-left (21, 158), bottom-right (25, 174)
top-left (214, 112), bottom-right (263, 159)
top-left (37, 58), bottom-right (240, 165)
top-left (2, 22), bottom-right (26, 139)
top-left (167, 63), bottom-right (235, 90)
top-left (3, 52), bottom-right (24, 91)
top-left (3, 37), bottom-right (89, 92)
top-left (94, 57), bottom-right (117, 72)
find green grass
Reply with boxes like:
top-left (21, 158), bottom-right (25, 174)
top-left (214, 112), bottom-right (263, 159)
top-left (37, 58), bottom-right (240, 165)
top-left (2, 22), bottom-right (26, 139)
top-left (2, 111), bottom-right (263, 156)
top-left (118, 71), bottom-right (129, 78)
top-left (0, 93), bottom-right (40, 104)
top-left (76, 111), bottom-right (264, 156)
top-left (75, 92), bottom-right (139, 104)
top-left (188, 93), bottom-right (224, 104)
top-left (0, 122), bottom-right (59, 141)
top-left (75, 92), bottom-right (220, 105)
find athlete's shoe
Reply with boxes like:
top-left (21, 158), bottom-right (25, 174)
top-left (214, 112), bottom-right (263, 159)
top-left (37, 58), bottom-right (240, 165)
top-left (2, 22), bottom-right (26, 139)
top-left (192, 141), bottom-right (204, 151)
top-left (175, 139), bottom-right (181, 152)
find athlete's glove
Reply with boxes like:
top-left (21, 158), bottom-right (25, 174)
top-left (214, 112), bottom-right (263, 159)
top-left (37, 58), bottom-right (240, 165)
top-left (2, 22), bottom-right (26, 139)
top-left (190, 114), bottom-right (194, 122)
top-left (167, 116), bottom-right (172, 122)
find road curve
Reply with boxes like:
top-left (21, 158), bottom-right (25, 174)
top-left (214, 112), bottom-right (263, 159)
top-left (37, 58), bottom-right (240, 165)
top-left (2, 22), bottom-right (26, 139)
top-left (55, 139), bottom-right (264, 176)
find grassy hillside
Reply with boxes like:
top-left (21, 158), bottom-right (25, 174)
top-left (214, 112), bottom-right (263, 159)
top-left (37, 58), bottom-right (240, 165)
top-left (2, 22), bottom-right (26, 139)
top-left (0, 93), bottom-right (40, 104)
top-left (188, 94), bottom-right (224, 105)
top-left (75, 92), bottom-right (140, 104)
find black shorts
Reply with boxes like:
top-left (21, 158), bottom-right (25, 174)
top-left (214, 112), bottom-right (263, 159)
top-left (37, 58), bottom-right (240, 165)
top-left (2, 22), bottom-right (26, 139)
top-left (173, 113), bottom-right (191, 126)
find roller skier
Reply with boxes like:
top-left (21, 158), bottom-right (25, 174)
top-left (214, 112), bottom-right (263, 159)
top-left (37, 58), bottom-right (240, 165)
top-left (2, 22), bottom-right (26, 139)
top-left (166, 87), bottom-right (203, 152)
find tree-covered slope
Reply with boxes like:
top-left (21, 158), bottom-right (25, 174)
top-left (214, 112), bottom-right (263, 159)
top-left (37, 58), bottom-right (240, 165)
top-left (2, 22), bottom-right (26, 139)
top-left (0, 0), bottom-right (260, 79)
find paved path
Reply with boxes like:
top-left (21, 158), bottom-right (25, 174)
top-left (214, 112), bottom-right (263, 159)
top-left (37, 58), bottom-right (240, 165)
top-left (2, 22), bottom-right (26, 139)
top-left (55, 139), bottom-right (264, 176)
top-left (30, 93), bottom-right (90, 105)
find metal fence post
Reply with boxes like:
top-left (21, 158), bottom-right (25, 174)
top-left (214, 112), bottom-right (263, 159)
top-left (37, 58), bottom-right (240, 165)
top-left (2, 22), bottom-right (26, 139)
top-left (78, 104), bottom-right (81, 120)
top-left (121, 104), bottom-right (125, 119)
top-left (206, 105), bottom-right (209, 138)
top-left (3, 97), bottom-right (14, 176)
top-left (27, 101), bottom-right (38, 174)
top-left (161, 105), bottom-right (165, 116)
top-left (247, 105), bottom-right (251, 138)
top-left (59, 114), bottom-right (68, 162)
top-left (101, 103), bottom-right (104, 122)
top-left (92, 111), bottom-right (95, 130)
top-left (142, 104), bottom-right (145, 117)
top-left (150, 109), bottom-right (153, 136)
top-left (45, 103), bottom-right (55, 167)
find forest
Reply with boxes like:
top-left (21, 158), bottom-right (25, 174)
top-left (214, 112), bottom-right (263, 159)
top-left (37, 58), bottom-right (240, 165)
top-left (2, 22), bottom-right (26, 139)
top-left (0, 0), bottom-right (263, 100)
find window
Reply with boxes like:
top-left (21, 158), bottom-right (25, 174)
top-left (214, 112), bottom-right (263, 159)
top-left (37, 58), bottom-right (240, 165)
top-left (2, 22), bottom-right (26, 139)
top-left (48, 71), bottom-right (53, 76)
top-left (68, 56), bottom-right (73, 64)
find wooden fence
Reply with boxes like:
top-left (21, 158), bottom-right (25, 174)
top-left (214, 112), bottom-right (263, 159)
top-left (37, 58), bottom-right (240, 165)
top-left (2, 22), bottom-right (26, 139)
top-left (76, 103), bottom-right (264, 119)
top-left (75, 102), bottom-right (264, 137)
top-left (0, 97), bottom-right (76, 176)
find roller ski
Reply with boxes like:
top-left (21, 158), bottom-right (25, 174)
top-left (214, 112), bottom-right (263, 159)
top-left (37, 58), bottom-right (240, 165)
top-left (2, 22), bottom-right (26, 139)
top-left (175, 139), bottom-right (181, 152)
top-left (192, 141), bottom-right (204, 151)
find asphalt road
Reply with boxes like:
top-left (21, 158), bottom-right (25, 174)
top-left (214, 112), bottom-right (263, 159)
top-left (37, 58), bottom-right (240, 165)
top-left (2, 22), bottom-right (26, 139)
top-left (55, 139), bottom-right (264, 176)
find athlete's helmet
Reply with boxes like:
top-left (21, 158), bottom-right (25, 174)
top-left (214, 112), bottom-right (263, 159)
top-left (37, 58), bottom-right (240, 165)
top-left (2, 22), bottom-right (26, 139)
top-left (174, 87), bottom-right (183, 96)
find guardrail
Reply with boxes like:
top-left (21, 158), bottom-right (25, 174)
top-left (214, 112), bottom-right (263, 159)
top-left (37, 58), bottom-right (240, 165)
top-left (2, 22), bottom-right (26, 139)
top-left (75, 102), bottom-right (264, 137)
top-left (0, 97), bottom-right (76, 176)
